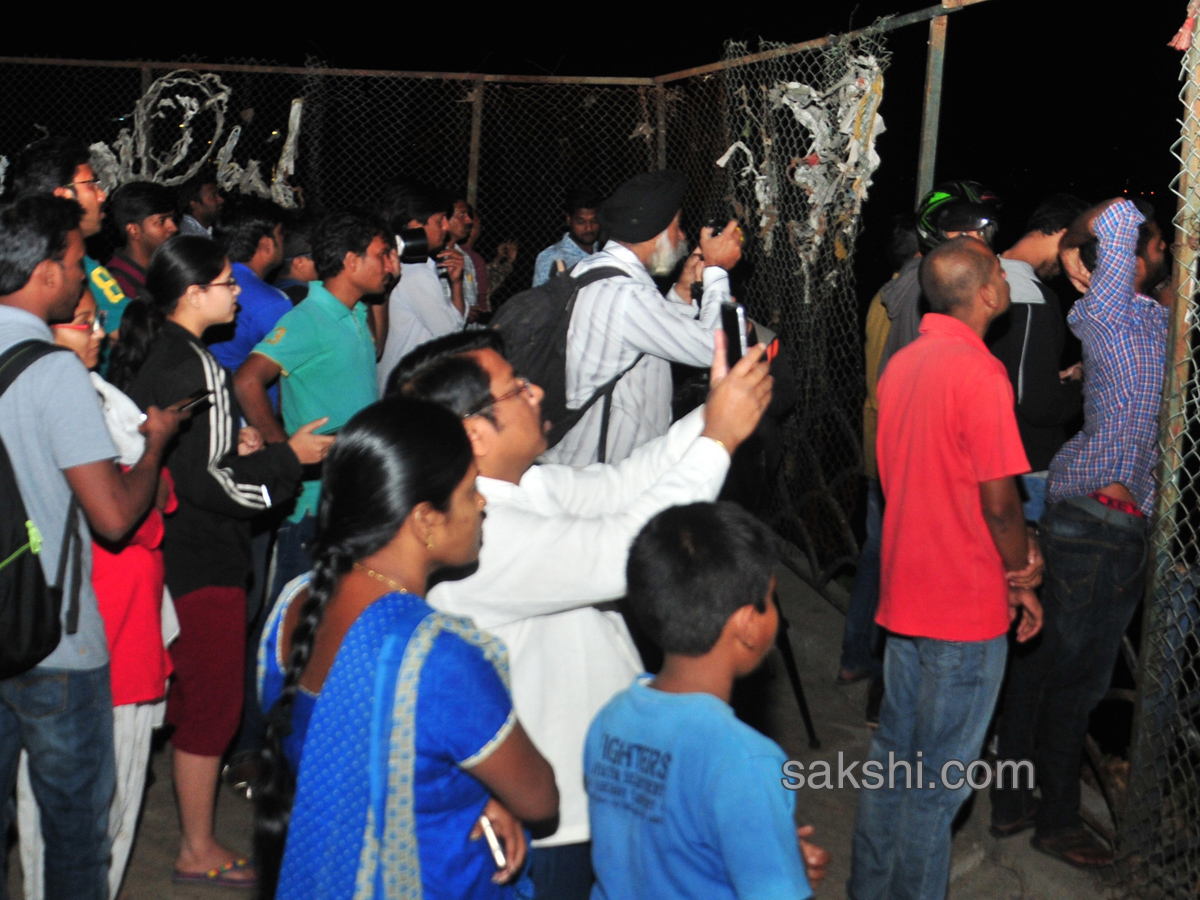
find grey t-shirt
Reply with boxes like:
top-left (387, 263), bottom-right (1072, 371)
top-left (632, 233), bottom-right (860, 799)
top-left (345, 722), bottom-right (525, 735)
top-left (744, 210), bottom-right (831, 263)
top-left (0, 305), bottom-right (117, 670)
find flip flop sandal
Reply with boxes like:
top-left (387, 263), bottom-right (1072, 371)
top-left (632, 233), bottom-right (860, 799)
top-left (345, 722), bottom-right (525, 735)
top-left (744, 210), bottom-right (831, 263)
top-left (1030, 830), bottom-right (1114, 868)
top-left (171, 856), bottom-right (258, 889)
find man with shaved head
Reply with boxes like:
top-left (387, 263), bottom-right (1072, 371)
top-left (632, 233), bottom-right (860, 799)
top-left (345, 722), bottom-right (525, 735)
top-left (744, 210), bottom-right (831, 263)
top-left (848, 237), bottom-right (1044, 900)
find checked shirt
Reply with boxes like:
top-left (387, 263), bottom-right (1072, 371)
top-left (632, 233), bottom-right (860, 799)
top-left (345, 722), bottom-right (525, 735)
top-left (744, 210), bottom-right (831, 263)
top-left (1046, 200), bottom-right (1168, 515)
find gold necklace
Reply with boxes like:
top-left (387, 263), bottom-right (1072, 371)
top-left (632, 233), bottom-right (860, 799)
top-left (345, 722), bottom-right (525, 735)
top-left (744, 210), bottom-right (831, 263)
top-left (353, 562), bottom-right (410, 593)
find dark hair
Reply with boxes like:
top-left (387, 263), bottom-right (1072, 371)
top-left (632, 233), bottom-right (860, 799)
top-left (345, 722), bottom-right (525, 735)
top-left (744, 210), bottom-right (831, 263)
top-left (566, 187), bottom-right (602, 215)
top-left (919, 237), bottom-right (994, 314)
top-left (282, 212), bottom-right (315, 260)
top-left (108, 181), bottom-right (176, 232)
top-left (885, 214), bottom-right (920, 269)
top-left (1132, 198), bottom-right (1161, 260)
top-left (311, 208), bottom-right (391, 280)
top-left (0, 196), bottom-right (82, 295)
top-left (107, 235), bottom-right (226, 390)
top-left (213, 195), bottom-right (286, 262)
top-left (380, 180), bottom-right (452, 232)
top-left (385, 329), bottom-right (506, 421)
top-left (176, 172), bottom-right (217, 213)
top-left (1077, 198), bottom-right (1159, 274)
top-left (5, 136), bottom-right (91, 200)
top-left (253, 396), bottom-right (474, 897)
top-left (626, 502), bottom-right (777, 656)
top-left (1024, 193), bottom-right (1090, 237)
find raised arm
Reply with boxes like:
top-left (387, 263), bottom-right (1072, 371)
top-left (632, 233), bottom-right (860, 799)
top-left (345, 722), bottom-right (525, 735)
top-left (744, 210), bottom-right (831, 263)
top-left (1073, 199), bottom-right (1144, 324)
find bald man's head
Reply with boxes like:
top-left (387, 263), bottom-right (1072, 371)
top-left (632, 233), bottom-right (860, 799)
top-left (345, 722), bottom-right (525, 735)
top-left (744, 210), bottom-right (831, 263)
top-left (919, 237), bottom-right (1005, 316)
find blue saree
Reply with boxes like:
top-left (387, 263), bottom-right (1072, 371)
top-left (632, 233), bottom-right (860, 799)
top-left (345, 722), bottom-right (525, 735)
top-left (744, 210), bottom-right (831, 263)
top-left (259, 576), bottom-right (534, 899)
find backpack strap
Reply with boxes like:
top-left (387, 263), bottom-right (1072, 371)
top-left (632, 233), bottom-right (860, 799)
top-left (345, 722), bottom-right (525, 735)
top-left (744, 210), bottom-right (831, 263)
top-left (562, 267), bottom-right (646, 463)
top-left (0, 340), bottom-right (68, 398)
top-left (0, 341), bottom-right (82, 634)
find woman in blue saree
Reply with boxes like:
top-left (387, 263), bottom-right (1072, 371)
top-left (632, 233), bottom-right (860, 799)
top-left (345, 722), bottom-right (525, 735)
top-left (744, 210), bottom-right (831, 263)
top-left (255, 397), bottom-right (559, 898)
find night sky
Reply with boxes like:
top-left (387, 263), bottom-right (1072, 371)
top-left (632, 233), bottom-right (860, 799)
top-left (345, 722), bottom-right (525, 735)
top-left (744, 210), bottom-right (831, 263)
top-left (2, 1), bottom-right (1191, 289)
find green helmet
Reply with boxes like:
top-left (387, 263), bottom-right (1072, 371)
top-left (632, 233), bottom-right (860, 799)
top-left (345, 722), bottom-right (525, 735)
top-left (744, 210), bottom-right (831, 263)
top-left (914, 180), bottom-right (1002, 250)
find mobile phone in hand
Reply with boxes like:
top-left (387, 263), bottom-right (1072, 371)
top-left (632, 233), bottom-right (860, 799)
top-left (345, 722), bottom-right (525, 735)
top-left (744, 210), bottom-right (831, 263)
top-left (720, 302), bottom-right (748, 369)
top-left (173, 388), bottom-right (212, 414)
top-left (478, 814), bottom-right (506, 868)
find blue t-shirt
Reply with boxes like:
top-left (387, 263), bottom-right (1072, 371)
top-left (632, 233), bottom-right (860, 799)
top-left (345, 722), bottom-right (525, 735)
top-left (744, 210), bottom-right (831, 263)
top-left (585, 677), bottom-right (813, 900)
top-left (207, 262), bottom-right (294, 408)
top-left (532, 232), bottom-right (592, 287)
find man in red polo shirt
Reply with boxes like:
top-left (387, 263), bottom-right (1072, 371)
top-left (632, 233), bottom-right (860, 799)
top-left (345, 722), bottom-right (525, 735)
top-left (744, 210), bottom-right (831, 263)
top-left (847, 237), bottom-right (1044, 900)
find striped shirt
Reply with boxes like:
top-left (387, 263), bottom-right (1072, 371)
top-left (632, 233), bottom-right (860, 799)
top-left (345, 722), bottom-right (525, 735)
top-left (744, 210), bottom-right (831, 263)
top-left (543, 242), bottom-right (727, 466)
top-left (1046, 201), bottom-right (1168, 514)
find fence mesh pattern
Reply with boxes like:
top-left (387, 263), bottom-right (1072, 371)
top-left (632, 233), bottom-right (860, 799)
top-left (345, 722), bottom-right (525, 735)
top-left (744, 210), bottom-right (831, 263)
top-left (666, 33), bottom-right (891, 580)
top-left (0, 35), bottom-right (887, 585)
top-left (1116, 37), bottom-right (1200, 899)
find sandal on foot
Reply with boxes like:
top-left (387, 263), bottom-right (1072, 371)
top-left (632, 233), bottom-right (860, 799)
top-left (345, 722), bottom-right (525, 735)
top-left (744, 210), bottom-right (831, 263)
top-left (172, 856), bottom-right (258, 889)
top-left (989, 800), bottom-right (1039, 838)
top-left (1030, 830), bottom-right (1113, 868)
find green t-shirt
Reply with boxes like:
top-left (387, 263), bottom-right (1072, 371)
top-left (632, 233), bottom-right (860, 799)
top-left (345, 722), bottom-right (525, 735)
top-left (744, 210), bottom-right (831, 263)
top-left (252, 281), bottom-right (378, 521)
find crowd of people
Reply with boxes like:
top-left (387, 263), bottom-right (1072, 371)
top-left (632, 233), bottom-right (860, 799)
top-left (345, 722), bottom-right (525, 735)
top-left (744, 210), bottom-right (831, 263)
top-left (0, 128), bottom-right (1170, 900)
top-left (840, 181), bottom-right (1169, 897)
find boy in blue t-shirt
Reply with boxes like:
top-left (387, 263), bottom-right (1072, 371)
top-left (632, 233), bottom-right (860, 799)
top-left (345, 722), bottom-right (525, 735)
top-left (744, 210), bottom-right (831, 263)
top-left (584, 502), bottom-right (828, 900)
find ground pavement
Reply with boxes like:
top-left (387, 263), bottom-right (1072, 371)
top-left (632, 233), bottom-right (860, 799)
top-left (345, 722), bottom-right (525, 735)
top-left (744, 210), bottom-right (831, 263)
top-left (7, 563), bottom-right (1113, 899)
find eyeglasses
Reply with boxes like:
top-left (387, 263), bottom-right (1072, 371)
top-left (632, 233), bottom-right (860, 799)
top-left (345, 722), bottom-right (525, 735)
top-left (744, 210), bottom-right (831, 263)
top-left (201, 277), bottom-right (239, 290)
top-left (461, 377), bottom-right (533, 419)
top-left (52, 309), bottom-right (106, 334)
top-left (61, 178), bottom-right (104, 192)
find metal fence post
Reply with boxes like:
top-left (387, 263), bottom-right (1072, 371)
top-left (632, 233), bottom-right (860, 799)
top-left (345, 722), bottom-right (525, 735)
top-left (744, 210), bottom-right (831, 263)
top-left (655, 84), bottom-right (667, 170)
top-left (467, 79), bottom-right (484, 208)
top-left (915, 6), bottom-right (949, 205)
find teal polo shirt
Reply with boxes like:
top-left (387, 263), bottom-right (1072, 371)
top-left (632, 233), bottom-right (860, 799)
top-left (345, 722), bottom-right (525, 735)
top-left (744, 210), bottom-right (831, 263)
top-left (252, 281), bottom-right (378, 522)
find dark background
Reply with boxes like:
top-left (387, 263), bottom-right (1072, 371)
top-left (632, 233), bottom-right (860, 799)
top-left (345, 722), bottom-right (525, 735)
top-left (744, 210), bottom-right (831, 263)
top-left (1, 1), bottom-right (1188, 298)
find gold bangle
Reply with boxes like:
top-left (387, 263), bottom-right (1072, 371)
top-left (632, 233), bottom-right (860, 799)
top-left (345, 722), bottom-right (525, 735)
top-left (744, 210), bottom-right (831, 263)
top-left (709, 437), bottom-right (728, 455)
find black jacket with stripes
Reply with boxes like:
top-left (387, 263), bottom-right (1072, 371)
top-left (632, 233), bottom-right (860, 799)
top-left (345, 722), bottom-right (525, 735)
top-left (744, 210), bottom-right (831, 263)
top-left (127, 321), bottom-right (302, 598)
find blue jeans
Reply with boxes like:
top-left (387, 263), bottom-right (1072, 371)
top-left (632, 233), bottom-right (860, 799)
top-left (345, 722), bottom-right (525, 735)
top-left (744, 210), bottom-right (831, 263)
top-left (1017, 472), bottom-right (1048, 524)
top-left (840, 480), bottom-right (884, 678)
top-left (848, 634), bottom-right (1007, 900)
top-left (992, 497), bottom-right (1147, 836)
top-left (528, 841), bottom-right (592, 900)
top-left (0, 665), bottom-right (115, 900)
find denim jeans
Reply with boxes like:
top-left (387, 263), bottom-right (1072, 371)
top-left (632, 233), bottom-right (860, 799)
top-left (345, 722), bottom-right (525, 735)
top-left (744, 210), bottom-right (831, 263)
top-left (0, 665), bottom-right (115, 900)
top-left (992, 497), bottom-right (1147, 836)
top-left (840, 480), bottom-right (884, 678)
top-left (848, 634), bottom-right (1007, 900)
top-left (528, 841), bottom-right (592, 900)
top-left (1017, 472), bottom-right (1048, 524)
top-left (235, 513), bottom-right (316, 755)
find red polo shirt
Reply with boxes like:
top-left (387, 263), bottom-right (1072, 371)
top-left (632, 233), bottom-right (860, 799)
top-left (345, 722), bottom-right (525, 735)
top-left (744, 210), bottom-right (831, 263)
top-left (876, 313), bottom-right (1029, 641)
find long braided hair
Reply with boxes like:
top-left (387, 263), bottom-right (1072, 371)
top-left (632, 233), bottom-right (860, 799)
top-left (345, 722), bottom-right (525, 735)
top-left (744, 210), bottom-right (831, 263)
top-left (253, 396), bottom-right (474, 897)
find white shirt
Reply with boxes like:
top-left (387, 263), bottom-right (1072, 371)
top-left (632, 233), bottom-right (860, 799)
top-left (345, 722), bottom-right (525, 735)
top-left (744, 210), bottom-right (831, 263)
top-left (426, 407), bottom-right (730, 847)
top-left (544, 242), bottom-right (729, 466)
top-left (377, 258), bottom-right (466, 393)
top-left (441, 247), bottom-right (478, 311)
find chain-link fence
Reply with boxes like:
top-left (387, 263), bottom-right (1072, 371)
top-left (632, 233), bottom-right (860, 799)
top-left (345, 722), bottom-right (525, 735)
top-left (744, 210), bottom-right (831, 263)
top-left (1116, 30), bottom-right (1200, 899)
top-left (662, 34), bottom-right (890, 583)
top-left (0, 30), bottom-right (889, 588)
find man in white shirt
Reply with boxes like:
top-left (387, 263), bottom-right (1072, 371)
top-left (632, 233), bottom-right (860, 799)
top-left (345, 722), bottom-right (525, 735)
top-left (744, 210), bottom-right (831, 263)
top-left (375, 181), bottom-right (465, 392)
top-left (390, 328), bottom-right (772, 900)
top-left (545, 169), bottom-right (744, 466)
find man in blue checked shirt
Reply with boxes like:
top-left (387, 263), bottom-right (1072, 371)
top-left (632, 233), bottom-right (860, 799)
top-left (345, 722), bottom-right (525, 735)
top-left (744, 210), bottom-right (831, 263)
top-left (991, 198), bottom-right (1169, 868)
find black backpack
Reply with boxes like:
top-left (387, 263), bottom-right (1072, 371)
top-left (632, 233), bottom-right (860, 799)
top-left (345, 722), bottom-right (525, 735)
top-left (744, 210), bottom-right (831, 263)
top-left (492, 266), bottom-right (643, 461)
top-left (0, 340), bottom-right (83, 679)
